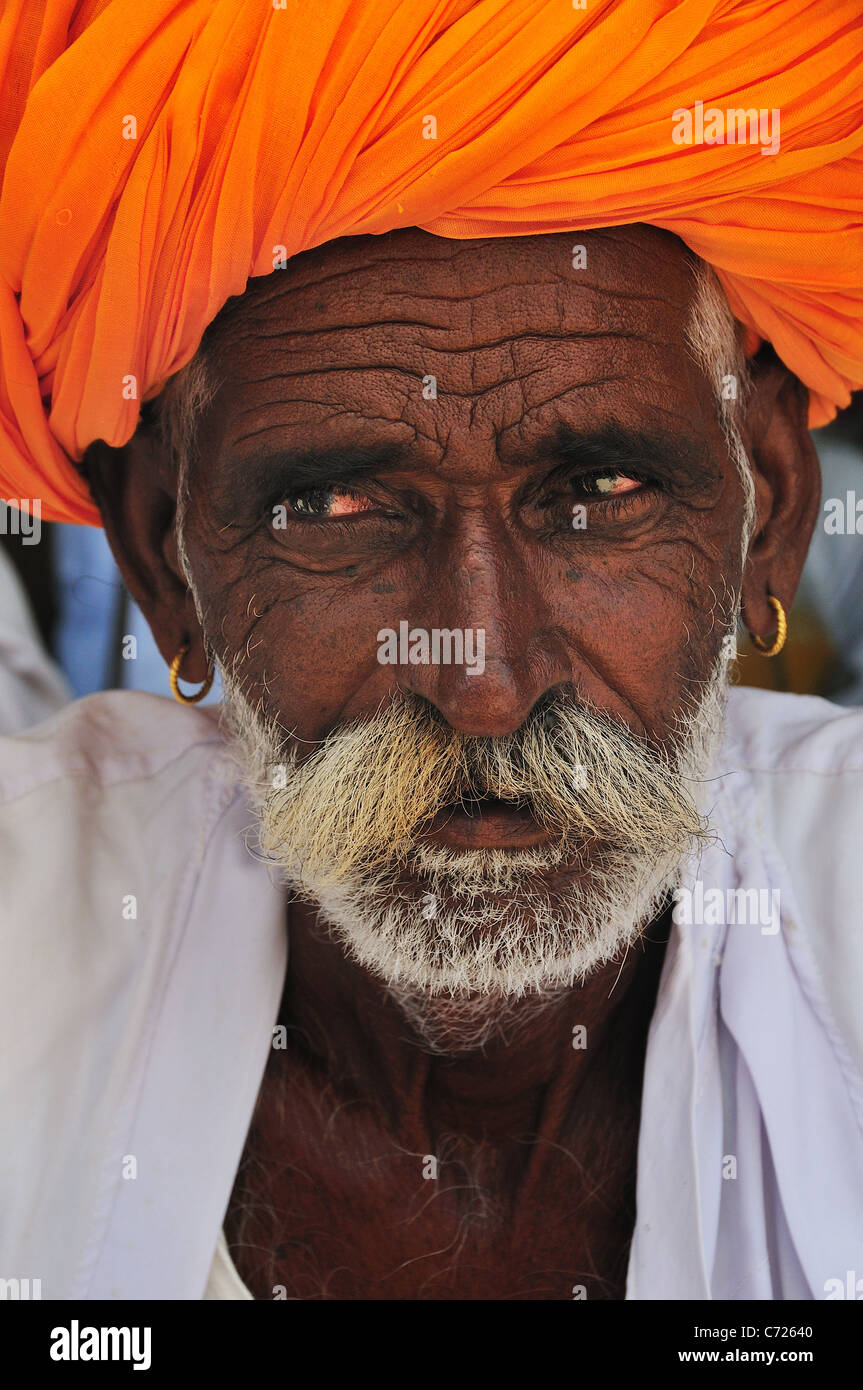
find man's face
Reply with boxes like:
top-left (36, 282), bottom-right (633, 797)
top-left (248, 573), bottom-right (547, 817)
top-left (187, 225), bottom-right (744, 744)
top-left (161, 225), bottom-right (749, 998)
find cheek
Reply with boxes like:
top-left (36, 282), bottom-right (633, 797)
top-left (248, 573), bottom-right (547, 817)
top-left (202, 551), bottom-right (414, 736)
top-left (547, 530), bottom-right (736, 734)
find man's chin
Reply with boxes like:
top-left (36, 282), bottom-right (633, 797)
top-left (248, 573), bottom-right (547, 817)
top-left (295, 839), bottom-right (679, 1005)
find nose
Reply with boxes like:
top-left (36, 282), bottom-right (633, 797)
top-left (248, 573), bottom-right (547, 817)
top-left (397, 508), bottom-right (572, 736)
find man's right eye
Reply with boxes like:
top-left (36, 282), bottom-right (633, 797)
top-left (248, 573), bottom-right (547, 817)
top-left (285, 486), bottom-right (379, 518)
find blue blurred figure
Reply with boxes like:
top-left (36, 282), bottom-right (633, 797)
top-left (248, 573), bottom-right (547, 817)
top-left (53, 525), bottom-right (221, 703)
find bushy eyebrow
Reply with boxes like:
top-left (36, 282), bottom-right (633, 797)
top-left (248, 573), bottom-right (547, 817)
top-left (513, 422), bottom-right (717, 489)
top-left (225, 421), bottom-right (717, 504)
top-left (223, 442), bottom-right (406, 502)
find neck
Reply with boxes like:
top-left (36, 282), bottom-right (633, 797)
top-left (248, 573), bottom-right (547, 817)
top-left (279, 897), bottom-right (670, 1142)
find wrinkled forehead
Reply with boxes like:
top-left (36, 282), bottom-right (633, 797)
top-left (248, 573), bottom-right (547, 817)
top-left (203, 224), bottom-right (696, 356)
top-left (187, 224), bottom-right (718, 487)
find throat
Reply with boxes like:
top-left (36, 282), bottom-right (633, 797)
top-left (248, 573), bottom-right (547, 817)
top-left (279, 896), bottom-right (671, 1142)
top-left (223, 905), bottom-right (672, 1299)
top-left (387, 980), bottom-right (572, 1056)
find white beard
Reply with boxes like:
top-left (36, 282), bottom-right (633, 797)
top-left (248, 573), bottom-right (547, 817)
top-left (219, 641), bottom-right (733, 1046)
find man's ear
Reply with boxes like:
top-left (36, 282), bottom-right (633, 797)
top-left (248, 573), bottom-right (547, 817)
top-left (82, 429), bottom-right (210, 683)
top-left (739, 352), bottom-right (821, 644)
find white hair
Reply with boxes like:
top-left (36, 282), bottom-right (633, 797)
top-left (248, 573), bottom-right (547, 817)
top-left (684, 257), bottom-right (757, 566)
top-left (151, 352), bottom-right (218, 628)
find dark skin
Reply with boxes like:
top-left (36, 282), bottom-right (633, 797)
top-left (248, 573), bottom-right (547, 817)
top-left (84, 225), bottom-right (820, 1299)
top-left (223, 899), bottom-right (671, 1299)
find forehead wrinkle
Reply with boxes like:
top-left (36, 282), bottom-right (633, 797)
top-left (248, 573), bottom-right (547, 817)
top-left (220, 363), bottom-right (426, 403)
top-left (215, 337), bottom-right (708, 456)
top-left (215, 250), bottom-right (490, 328)
top-left (213, 244), bottom-right (693, 344)
top-left (222, 364), bottom-right (665, 440)
top-left (230, 314), bottom-right (446, 342)
top-left (371, 278), bottom-right (691, 307)
top-left (227, 408), bottom-right (416, 454)
top-left (322, 225), bottom-right (683, 290)
top-left (205, 223), bottom-right (696, 356)
top-left (216, 259), bottom-right (414, 316)
top-left (216, 331), bottom-right (697, 435)
top-left (227, 392), bottom-right (414, 426)
top-left (220, 281), bottom-right (690, 348)
top-left (215, 326), bottom-right (669, 392)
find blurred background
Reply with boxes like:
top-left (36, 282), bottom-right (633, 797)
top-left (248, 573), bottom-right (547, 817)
top-left (0, 393), bottom-right (860, 735)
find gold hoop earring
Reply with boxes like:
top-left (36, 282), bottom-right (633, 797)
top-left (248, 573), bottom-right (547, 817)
top-left (751, 594), bottom-right (787, 658)
top-left (169, 641), bottom-right (215, 704)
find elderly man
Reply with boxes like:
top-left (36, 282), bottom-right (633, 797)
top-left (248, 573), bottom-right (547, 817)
top-left (1, 1), bottom-right (862, 1302)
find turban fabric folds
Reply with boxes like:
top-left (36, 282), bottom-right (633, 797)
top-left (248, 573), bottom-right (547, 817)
top-left (0, 0), bottom-right (861, 525)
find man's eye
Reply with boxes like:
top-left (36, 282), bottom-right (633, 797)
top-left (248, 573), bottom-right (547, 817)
top-left (529, 467), bottom-right (659, 532)
top-left (286, 486), bottom-right (378, 518)
top-left (574, 470), bottom-right (645, 498)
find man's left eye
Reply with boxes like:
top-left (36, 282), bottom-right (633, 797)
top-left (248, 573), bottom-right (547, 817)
top-left (286, 486), bottom-right (378, 518)
top-left (574, 470), bottom-right (645, 498)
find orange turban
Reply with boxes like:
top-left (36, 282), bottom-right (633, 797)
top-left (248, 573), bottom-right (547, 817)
top-left (1, 0), bottom-right (861, 526)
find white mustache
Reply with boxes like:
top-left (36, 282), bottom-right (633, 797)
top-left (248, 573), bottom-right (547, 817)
top-left (225, 684), bottom-right (712, 888)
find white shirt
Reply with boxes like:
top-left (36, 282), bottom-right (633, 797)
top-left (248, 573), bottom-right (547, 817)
top-left (0, 687), bottom-right (862, 1300)
top-left (0, 546), bottom-right (69, 735)
top-left (204, 1232), bottom-right (252, 1300)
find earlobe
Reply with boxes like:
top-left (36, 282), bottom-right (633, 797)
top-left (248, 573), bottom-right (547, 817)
top-left (168, 641), bottom-right (216, 704)
top-left (738, 359), bottom-right (820, 642)
top-left (746, 593), bottom-right (788, 657)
